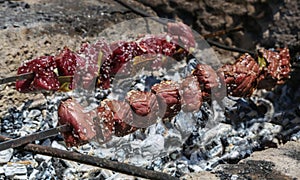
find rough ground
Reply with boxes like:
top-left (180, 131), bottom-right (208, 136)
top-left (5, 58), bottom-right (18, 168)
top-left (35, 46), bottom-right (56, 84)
top-left (0, 0), bottom-right (299, 179)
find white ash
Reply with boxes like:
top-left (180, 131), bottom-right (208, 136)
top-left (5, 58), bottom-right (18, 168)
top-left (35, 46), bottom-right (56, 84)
top-left (0, 148), bottom-right (13, 164)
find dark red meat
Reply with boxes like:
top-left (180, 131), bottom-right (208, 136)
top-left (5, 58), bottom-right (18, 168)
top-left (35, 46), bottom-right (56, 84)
top-left (257, 47), bottom-right (291, 89)
top-left (77, 39), bottom-right (111, 89)
top-left (16, 56), bottom-right (60, 92)
top-left (94, 100), bottom-right (137, 142)
top-left (167, 22), bottom-right (196, 51)
top-left (55, 47), bottom-right (84, 90)
top-left (219, 54), bottom-right (260, 97)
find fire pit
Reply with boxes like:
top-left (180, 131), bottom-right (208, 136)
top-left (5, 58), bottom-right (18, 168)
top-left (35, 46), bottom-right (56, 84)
top-left (0, 0), bottom-right (300, 179)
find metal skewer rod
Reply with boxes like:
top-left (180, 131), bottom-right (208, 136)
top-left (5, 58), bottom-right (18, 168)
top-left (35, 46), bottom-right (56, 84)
top-left (0, 124), bottom-right (70, 151)
top-left (0, 72), bottom-right (34, 85)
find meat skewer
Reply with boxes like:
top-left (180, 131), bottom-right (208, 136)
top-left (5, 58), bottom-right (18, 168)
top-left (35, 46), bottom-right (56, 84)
top-left (13, 22), bottom-right (195, 92)
top-left (57, 47), bottom-right (291, 146)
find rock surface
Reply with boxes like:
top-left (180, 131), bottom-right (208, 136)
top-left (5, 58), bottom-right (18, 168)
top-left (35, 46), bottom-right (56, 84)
top-left (214, 141), bottom-right (300, 179)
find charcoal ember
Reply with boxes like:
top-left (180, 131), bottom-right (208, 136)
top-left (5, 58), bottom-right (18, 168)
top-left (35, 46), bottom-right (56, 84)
top-left (180, 76), bottom-right (202, 112)
top-left (167, 22), bottom-right (195, 51)
top-left (192, 64), bottom-right (224, 100)
top-left (151, 81), bottom-right (181, 119)
top-left (257, 48), bottom-right (291, 89)
top-left (77, 39), bottom-right (111, 89)
top-left (58, 99), bottom-right (96, 147)
top-left (126, 90), bottom-right (160, 127)
top-left (95, 100), bottom-right (136, 140)
top-left (219, 54), bottom-right (260, 97)
top-left (16, 56), bottom-right (60, 92)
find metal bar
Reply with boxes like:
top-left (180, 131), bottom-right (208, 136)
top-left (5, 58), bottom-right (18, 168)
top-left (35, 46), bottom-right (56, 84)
top-left (206, 39), bottom-right (255, 56)
top-left (202, 26), bottom-right (244, 39)
top-left (0, 135), bottom-right (178, 180)
top-left (0, 124), bottom-right (70, 151)
top-left (0, 72), bottom-right (34, 85)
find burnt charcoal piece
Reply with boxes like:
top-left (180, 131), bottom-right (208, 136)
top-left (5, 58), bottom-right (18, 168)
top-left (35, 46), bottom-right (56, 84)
top-left (94, 100), bottom-right (137, 142)
top-left (192, 64), bottom-right (224, 100)
top-left (16, 56), bottom-right (60, 92)
top-left (257, 48), bottom-right (291, 89)
top-left (167, 22), bottom-right (195, 51)
top-left (126, 90), bottom-right (160, 127)
top-left (180, 76), bottom-right (202, 112)
top-left (151, 81), bottom-right (181, 119)
top-left (58, 99), bottom-right (96, 147)
top-left (219, 54), bottom-right (260, 97)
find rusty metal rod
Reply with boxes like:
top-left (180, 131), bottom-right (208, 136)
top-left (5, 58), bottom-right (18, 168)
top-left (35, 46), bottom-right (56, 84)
top-left (0, 124), bottom-right (70, 151)
top-left (0, 135), bottom-right (178, 180)
top-left (0, 72), bottom-right (34, 85)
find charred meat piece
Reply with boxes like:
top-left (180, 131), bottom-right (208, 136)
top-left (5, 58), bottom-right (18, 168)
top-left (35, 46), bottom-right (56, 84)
top-left (126, 90), bottom-right (160, 127)
top-left (58, 99), bottom-right (96, 147)
top-left (192, 64), bottom-right (224, 101)
top-left (257, 47), bottom-right (291, 89)
top-left (151, 81), bottom-right (181, 119)
top-left (219, 54), bottom-right (260, 97)
top-left (94, 100), bottom-right (136, 141)
top-left (103, 100), bottom-right (137, 137)
top-left (180, 76), bottom-right (202, 112)
top-left (16, 56), bottom-right (60, 92)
